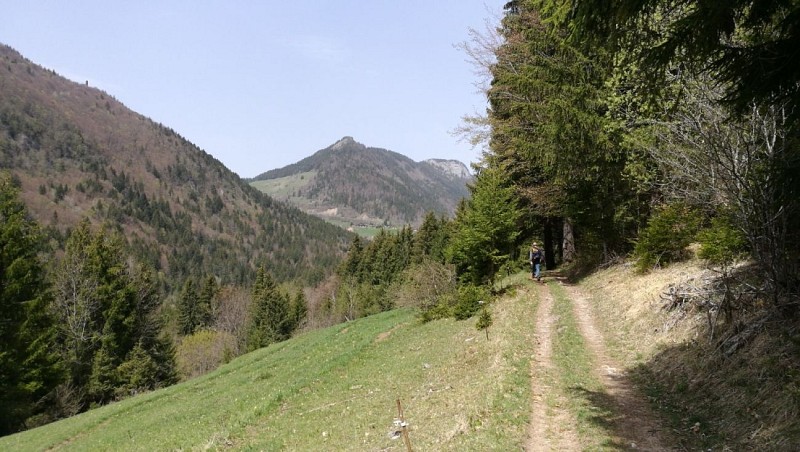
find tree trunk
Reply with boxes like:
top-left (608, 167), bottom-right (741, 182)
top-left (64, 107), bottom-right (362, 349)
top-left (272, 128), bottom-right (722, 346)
top-left (563, 218), bottom-right (576, 263)
top-left (543, 219), bottom-right (556, 269)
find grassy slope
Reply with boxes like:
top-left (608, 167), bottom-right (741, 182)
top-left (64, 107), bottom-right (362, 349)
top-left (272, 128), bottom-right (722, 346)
top-left (9, 262), bottom-right (793, 450)
top-left (249, 172), bottom-right (316, 204)
top-left (2, 274), bottom-right (537, 451)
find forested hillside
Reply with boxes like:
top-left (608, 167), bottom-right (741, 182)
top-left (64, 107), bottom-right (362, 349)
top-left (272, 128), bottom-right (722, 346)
top-left (0, 43), bottom-right (352, 434)
top-left (249, 136), bottom-right (471, 227)
top-left (0, 44), bottom-right (351, 286)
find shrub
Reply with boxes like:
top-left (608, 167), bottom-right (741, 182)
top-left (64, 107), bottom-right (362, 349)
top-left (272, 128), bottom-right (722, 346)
top-left (176, 330), bottom-right (237, 380)
top-left (394, 260), bottom-right (457, 308)
top-left (453, 284), bottom-right (490, 320)
top-left (634, 202), bottom-right (703, 272)
top-left (697, 212), bottom-right (748, 266)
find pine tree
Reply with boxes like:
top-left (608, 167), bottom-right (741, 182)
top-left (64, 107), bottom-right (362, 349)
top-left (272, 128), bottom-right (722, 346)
top-left (448, 167), bottom-right (522, 285)
top-left (0, 174), bottom-right (62, 434)
top-left (247, 267), bottom-right (291, 351)
top-left (197, 275), bottom-right (218, 329)
top-left (413, 212), bottom-right (449, 263)
top-left (476, 306), bottom-right (493, 340)
top-left (289, 291), bottom-right (308, 333)
top-left (340, 236), bottom-right (363, 279)
top-left (177, 279), bottom-right (199, 336)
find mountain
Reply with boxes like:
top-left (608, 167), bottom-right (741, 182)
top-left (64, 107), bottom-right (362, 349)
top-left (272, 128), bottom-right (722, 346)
top-left (248, 136), bottom-right (472, 228)
top-left (0, 44), bottom-right (351, 287)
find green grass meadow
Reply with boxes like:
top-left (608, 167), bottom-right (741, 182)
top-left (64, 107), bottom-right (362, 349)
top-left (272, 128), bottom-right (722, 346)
top-left (2, 276), bottom-right (539, 451)
top-left (249, 172), bottom-right (316, 201)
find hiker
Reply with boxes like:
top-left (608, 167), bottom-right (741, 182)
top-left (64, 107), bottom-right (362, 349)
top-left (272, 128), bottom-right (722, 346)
top-left (529, 242), bottom-right (543, 282)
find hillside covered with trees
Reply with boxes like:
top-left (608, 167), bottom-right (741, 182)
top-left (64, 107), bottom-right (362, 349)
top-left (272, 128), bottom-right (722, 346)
top-left (0, 44), bottom-right (351, 434)
top-left (453, 0), bottom-right (798, 302)
top-left (249, 136), bottom-right (472, 228)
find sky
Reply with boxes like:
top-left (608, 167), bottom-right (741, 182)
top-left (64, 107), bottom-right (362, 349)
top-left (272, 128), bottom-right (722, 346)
top-left (3, 1), bottom-right (499, 177)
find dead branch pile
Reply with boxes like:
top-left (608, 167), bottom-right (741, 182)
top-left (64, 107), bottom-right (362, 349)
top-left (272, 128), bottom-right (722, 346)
top-left (659, 269), bottom-right (763, 346)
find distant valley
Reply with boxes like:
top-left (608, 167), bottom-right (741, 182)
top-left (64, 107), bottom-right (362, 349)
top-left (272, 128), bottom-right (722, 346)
top-left (248, 136), bottom-right (472, 231)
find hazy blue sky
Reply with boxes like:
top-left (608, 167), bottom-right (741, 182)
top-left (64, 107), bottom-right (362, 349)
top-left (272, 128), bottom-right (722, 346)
top-left (3, 1), bottom-right (498, 177)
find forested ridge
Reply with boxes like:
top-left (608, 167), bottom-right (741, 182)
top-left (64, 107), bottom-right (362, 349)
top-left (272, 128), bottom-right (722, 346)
top-left (0, 44), bottom-right (351, 288)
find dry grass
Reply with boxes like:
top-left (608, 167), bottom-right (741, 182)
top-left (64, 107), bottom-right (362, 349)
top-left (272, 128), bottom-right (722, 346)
top-left (580, 258), bottom-right (800, 450)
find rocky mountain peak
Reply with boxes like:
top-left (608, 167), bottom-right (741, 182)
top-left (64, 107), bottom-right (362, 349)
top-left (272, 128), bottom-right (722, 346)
top-left (331, 136), bottom-right (363, 151)
top-left (423, 159), bottom-right (472, 179)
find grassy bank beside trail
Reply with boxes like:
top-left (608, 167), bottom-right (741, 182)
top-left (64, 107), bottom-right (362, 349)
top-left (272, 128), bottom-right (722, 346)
top-left (1, 274), bottom-right (538, 451)
top-left (581, 260), bottom-right (800, 450)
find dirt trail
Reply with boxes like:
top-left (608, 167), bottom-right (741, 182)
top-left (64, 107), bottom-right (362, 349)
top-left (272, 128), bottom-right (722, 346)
top-left (527, 284), bottom-right (581, 451)
top-left (526, 280), bottom-right (673, 451)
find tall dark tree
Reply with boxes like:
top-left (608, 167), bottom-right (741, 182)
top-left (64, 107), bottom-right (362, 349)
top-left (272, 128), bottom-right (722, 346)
top-left (412, 212), bottom-right (450, 264)
top-left (0, 174), bottom-right (62, 434)
top-left (481, 1), bottom-right (633, 264)
top-left (288, 291), bottom-right (308, 333)
top-left (177, 275), bottom-right (217, 336)
top-left (571, 0), bottom-right (800, 115)
top-left (177, 279), bottom-right (200, 336)
top-left (340, 235), bottom-right (364, 280)
top-left (197, 275), bottom-right (218, 329)
top-left (247, 266), bottom-right (291, 351)
top-left (52, 220), bottom-right (176, 407)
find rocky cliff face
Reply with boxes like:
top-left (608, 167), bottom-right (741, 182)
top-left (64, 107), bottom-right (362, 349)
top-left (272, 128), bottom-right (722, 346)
top-left (423, 158), bottom-right (472, 179)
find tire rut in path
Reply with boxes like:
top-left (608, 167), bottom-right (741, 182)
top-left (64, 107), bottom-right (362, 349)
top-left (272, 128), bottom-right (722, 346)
top-left (559, 281), bottom-right (672, 451)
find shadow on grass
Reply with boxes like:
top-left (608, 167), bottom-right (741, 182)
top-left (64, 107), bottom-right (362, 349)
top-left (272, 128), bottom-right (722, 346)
top-left (565, 376), bottom-right (691, 451)
top-left (600, 299), bottom-right (799, 449)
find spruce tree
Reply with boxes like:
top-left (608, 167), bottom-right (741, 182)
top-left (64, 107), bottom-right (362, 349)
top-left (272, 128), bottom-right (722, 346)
top-left (289, 291), bottom-right (307, 333)
top-left (0, 174), bottom-right (62, 434)
top-left (448, 167), bottom-right (522, 285)
top-left (247, 267), bottom-right (290, 351)
top-left (197, 275), bottom-right (218, 329)
top-left (177, 279), bottom-right (199, 336)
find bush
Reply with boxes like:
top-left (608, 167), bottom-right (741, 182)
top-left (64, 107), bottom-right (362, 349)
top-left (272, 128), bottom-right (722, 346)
top-left (453, 284), bottom-right (490, 320)
top-left (634, 202), bottom-right (703, 272)
top-left (176, 330), bottom-right (237, 380)
top-left (697, 212), bottom-right (748, 266)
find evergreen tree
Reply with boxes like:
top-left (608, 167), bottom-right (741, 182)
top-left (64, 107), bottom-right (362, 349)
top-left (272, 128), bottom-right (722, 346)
top-left (177, 279), bottom-right (199, 336)
top-left (340, 235), bottom-right (364, 279)
top-left (412, 212), bottom-right (450, 264)
top-left (52, 220), bottom-right (176, 408)
top-left (247, 267), bottom-right (291, 351)
top-left (289, 291), bottom-right (308, 333)
top-left (197, 275), bottom-right (218, 329)
top-left (0, 174), bottom-right (62, 434)
top-left (448, 167), bottom-right (522, 285)
top-left (571, 0), bottom-right (800, 114)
